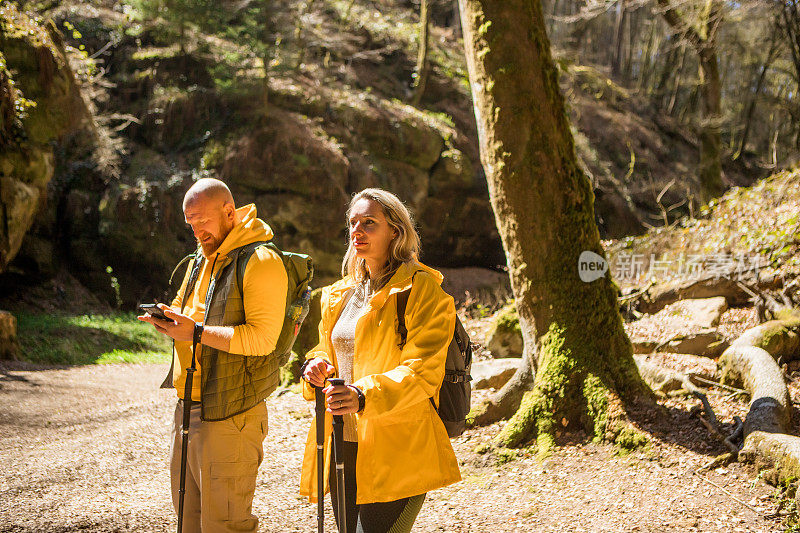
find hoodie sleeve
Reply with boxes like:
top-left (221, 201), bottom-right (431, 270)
top-left (353, 272), bottom-right (456, 418)
top-left (228, 246), bottom-right (288, 356)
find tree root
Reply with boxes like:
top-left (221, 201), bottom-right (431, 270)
top-left (719, 345), bottom-right (791, 435)
top-left (739, 432), bottom-right (800, 487)
top-left (717, 310), bottom-right (800, 487)
top-left (635, 356), bottom-right (743, 454)
top-left (467, 352), bottom-right (534, 427)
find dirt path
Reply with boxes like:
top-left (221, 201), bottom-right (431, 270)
top-left (0, 362), bottom-right (786, 532)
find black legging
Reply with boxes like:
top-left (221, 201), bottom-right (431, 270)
top-left (329, 441), bottom-right (426, 533)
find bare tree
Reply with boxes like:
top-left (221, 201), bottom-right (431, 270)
top-left (656, 0), bottom-right (724, 201)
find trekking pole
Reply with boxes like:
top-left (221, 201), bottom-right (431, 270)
top-left (314, 384), bottom-right (326, 533)
top-left (328, 378), bottom-right (347, 533)
top-left (177, 322), bottom-right (203, 533)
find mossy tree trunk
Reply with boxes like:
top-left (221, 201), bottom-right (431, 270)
top-left (657, 0), bottom-right (725, 202)
top-left (457, 0), bottom-right (653, 450)
top-left (410, 0), bottom-right (430, 107)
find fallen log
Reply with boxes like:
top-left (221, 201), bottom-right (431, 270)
top-left (717, 311), bottom-right (800, 489)
top-left (719, 345), bottom-right (791, 435)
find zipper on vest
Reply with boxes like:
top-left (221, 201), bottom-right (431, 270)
top-left (199, 252), bottom-right (220, 421)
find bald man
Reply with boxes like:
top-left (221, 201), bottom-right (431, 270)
top-left (140, 178), bottom-right (288, 532)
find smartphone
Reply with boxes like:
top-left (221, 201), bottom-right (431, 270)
top-left (139, 303), bottom-right (170, 321)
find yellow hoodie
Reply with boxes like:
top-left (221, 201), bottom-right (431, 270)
top-left (170, 204), bottom-right (288, 401)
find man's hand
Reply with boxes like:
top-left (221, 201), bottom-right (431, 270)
top-left (137, 304), bottom-right (196, 342)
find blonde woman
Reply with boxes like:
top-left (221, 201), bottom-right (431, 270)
top-left (300, 188), bottom-right (461, 532)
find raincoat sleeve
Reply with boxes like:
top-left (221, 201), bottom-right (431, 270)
top-left (228, 246), bottom-right (288, 356)
top-left (354, 273), bottom-right (456, 418)
top-left (302, 285), bottom-right (334, 401)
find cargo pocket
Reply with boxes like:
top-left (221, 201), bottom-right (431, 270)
top-left (208, 461), bottom-right (259, 523)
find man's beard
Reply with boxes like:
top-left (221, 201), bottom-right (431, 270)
top-left (198, 236), bottom-right (222, 256)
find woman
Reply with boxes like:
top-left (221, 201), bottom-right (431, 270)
top-left (300, 188), bottom-right (461, 533)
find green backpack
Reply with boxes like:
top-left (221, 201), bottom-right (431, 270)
top-left (170, 240), bottom-right (313, 367)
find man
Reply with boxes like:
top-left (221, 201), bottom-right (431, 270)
top-left (139, 178), bottom-right (288, 532)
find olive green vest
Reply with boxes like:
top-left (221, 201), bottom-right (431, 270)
top-left (161, 241), bottom-right (282, 421)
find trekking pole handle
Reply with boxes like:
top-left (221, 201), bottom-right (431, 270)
top-left (327, 378), bottom-right (346, 420)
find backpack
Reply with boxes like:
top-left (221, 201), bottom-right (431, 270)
top-left (396, 285), bottom-right (472, 438)
top-left (170, 240), bottom-right (313, 368)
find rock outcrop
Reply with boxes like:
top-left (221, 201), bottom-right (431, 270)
top-left (0, 5), bottom-right (88, 273)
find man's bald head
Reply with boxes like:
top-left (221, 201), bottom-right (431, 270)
top-left (182, 178), bottom-right (235, 211)
top-left (183, 178), bottom-right (237, 256)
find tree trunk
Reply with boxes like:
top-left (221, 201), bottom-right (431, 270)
top-left (458, 0), bottom-right (653, 451)
top-left (623, 7), bottom-right (636, 82)
top-left (697, 47), bottom-right (723, 200)
top-left (738, 29), bottom-right (779, 157)
top-left (657, 0), bottom-right (724, 201)
top-left (666, 45), bottom-right (687, 115)
top-left (781, 2), bottom-right (800, 89)
top-left (612, 1), bottom-right (627, 77)
top-left (638, 19), bottom-right (658, 93)
top-left (261, 0), bottom-right (274, 118)
top-left (654, 38), bottom-right (678, 109)
top-left (294, 0), bottom-right (316, 70)
top-left (179, 18), bottom-right (186, 55)
top-left (411, 0), bottom-right (431, 107)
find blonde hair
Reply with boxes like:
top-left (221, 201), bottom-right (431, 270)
top-left (342, 188), bottom-right (421, 289)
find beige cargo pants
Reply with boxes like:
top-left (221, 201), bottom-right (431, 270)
top-left (170, 400), bottom-right (269, 533)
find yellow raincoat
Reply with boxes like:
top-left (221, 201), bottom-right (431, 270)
top-left (299, 260), bottom-right (462, 504)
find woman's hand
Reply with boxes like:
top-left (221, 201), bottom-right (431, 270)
top-left (325, 383), bottom-right (360, 415)
top-left (303, 358), bottom-right (335, 387)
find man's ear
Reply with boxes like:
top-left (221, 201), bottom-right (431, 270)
top-left (224, 203), bottom-right (235, 221)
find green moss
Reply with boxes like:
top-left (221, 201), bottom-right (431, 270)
top-left (583, 373), bottom-right (609, 442)
top-left (613, 425), bottom-right (650, 455)
top-left (473, 443), bottom-right (492, 455)
top-left (0, 6), bottom-right (83, 148)
top-left (493, 303), bottom-right (521, 335)
top-left (495, 447), bottom-right (517, 465)
top-left (200, 139), bottom-right (226, 170)
top-left (131, 45), bottom-right (181, 61)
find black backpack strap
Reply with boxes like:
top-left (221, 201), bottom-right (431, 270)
top-left (169, 252), bottom-right (196, 290)
top-left (394, 274), bottom-right (444, 412)
top-left (179, 253), bottom-right (204, 314)
top-left (396, 288), bottom-right (411, 350)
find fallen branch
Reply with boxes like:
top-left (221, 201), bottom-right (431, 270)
top-left (688, 375), bottom-right (748, 395)
top-left (691, 470), bottom-right (764, 516)
top-left (725, 416), bottom-right (744, 452)
top-left (687, 382), bottom-right (740, 455)
top-left (618, 280), bottom-right (657, 304)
